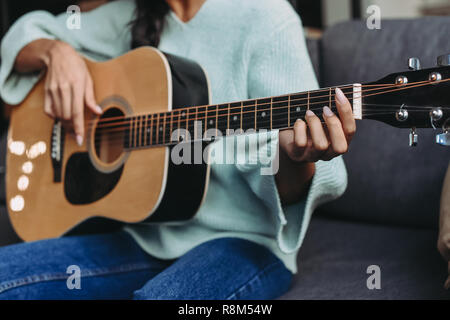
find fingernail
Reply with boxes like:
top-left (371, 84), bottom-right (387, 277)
top-left (76, 135), bottom-right (83, 146)
top-left (95, 105), bottom-right (103, 114)
top-left (306, 110), bottom-right (315, 117)
top-left (323, 106), bottom-right (334, 117)
top-left (335, 87), bottom-right (346, 105)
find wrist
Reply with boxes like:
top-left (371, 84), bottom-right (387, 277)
top-left (276, 148), bottom-right (316, 205)
top-left (40, 40), bottom-right (65, 67)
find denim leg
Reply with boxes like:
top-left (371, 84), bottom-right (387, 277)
top-left (0, 232), bottom-right (172, 299)
top-left (133, 237), bottom-right (293, 300)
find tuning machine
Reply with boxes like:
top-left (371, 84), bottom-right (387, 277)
top-left (408, 57), bottom-right (421, 70)
top-left (436, 132), bottom-right (450, 146)
top-left (409, 128), bottom-right (418, 147)
top-left (436, 120), bottom-right (450, 147)
top-left (437, 54), bottom-right (450, 67)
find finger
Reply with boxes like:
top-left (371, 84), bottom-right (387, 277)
top-left (294, 119), bottom-right (308, 149)
top-left (50, 83), bottom-right (62, 119)
top-left (323, 106), bottom-right (348, 154)
top-left (59, 82), bottom-right (72, 121)
top-left (335, 87), bottom-right (356, 141)
top-left (84, 74), bottom-right (102, 115)
top-left (72, 83), bottom-right (85, 145)
top-left (44, 81), bottom-right (55, 118)
top-left (305, 110), bottom-right (329, 152)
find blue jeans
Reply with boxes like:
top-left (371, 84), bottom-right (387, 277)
top-left (0, 233), bottom-right (292, 299)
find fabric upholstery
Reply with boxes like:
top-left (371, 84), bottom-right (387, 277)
top-left (280, 217), bottom-right (450, 300)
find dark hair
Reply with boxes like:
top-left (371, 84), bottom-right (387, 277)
top-left (131, 0), bottom-right (170, 49)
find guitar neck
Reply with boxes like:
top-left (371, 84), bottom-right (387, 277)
top-left (122, 84), bottom-right (362, 149)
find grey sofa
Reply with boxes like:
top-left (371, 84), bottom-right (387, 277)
top-left (281, 17), bottom-right (450, 300)
top-left (1, 17), bottom-right (450, 300)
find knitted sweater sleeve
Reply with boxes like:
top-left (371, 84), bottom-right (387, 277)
top-left (243, 14), bottom-right (348, 254)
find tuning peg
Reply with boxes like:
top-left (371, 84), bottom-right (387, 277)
top-left (409, 128), bottom-right (418, 147)
top-left (408, 57), bottom-right (421, 70)
top-left (436, 131), bottom-right (450, 146)
top-left (437, 54), bottom-right (450, 67)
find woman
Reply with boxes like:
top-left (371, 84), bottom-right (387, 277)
top-left (0, 0), bottom-right (354, 299)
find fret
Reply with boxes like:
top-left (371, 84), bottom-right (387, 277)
top-left (287, 95), bottom-right (291, 127)
top-left (193, 106), bottom-right (201, 140)
top-left (254, 99), bottom-right (258, 130)
top-left (132, 116), bottom-right (137, 148)
top-left (227, 103), bottom-right (231, 133)
top-left (148, 114), bottom-right (154, 146)
top-left (329, 87), bottom-right (332, 109)
top-left (186, 107), bottom-right (197, 141)
top-left (147, 115), bottom-right (152, 146)
top-left (290, 93), bottom-right (307, 127)
top-left (256, 98), bottom-right (271, 130)
top-left (270, 98), bottom-right (273, 130)
top-left (163, 112), bottom-right (171, 144)
top-left (151, 113), bottom-right (158, 145)
top-left (307, 91), bottom-right (310, 111)
top-left (229, 102), bottom-right (242, 132)
top-left (158, 113), bottom-right (165, 145)
top-left (139, 115), bottom-right (144, 147)
top-left (129, 116), bottom-right (134, 148)
top-left (180, 109), bottom-right (188, 141)
top-left (206, 105), bottom-right (218, 136)
top-left (198, 106), bottom-right (207, 138)
top-left (168, 111), bottom-right (173, 144)
top-left (142, 115), bottom-right (147, 147)
top-left (171, 110), bottom-right (180, 142)
top-left (125, 117), bottom-right (132, 149)
top-left (240, 102), bottom-right (243, 131)
top-left (134, 116), bottom-right (138, 148)
top-left (242, 100), bottom-right (255, 132)
top-left (309, 89), bottom-right (327, 120)
top-left (272, 95), bottom-right (289, 130)
top-left (215, 105), bottom-right (219, 136)
top-left (217, 104), bottom-right (229, 134)
top-left (155, 113), bottom-right (161, 145)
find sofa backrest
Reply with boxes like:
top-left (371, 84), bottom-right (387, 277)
top-left (311, 18), bottom-right (450, 229)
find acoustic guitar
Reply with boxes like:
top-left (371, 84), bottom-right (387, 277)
top-left (4, 47), bottom-right (450, 241)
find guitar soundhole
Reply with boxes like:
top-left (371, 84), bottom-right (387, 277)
top-left (94, 107), bottom-right (125, 164)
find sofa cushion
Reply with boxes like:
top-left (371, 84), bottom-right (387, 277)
top-left (316, 18), bottom-right (450, 228)
top-left (281, 217), bottom-right (450, 300)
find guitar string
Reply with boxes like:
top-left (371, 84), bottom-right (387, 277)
top-left (92, 105), bottom-right (446, 139)
top-left (90, 83), bottom-right (450, 146)
top-left (88, 78), bottom-right (450, 140)
top-left (93, 107), bottom-right (448, 147)
top-left (80, 82), bottom-right (397, 126)
top-left (78, 80), bottom-right (432, 128)
top-left (84, 81), bottom-right (437, 135)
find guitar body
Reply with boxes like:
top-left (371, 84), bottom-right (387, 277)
top-left (6, 47), bottom-right (211, 241)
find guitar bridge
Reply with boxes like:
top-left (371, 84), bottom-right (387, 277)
top-left (50, 121), bottom-right (65, 183)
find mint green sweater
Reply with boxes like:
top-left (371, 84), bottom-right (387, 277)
top-left (0, 0), bottom-right (347, 273)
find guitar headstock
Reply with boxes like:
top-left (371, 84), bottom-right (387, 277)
top-left (362, 54), bottom-right (450, 146)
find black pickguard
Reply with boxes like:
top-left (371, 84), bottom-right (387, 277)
top-left (145, 53), bottom-right (210, 223)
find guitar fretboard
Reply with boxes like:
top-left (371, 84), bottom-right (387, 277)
top-left (118, 85), bottom-right (359, 149)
